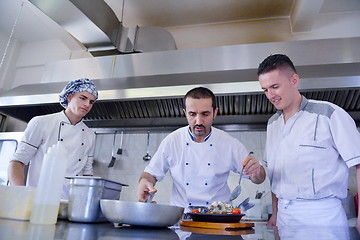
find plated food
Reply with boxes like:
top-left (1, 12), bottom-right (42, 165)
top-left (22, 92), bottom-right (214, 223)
top-left (190, 201), bottom-right (241, 214)
top-left (188, 201), bottom-right (244, 223)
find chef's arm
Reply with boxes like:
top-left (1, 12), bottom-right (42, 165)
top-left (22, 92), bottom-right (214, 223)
top-left (7, 161), bottom-right (25, 186)
top-left (267, 192), bottom-right (278, 226)
top-left (355, 165), bottom-right (360, 229)
top-left (137, 172), bottom-right (158, 202)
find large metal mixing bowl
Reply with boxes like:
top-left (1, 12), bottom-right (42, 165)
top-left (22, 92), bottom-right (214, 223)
top-left (100, 200), bottom-right (184, 227)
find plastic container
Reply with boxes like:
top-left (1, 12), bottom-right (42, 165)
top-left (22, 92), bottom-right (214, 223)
top-left (0, 185), bottom-right (35, 220)
top-left (30, 142), bottom-right (68, 224)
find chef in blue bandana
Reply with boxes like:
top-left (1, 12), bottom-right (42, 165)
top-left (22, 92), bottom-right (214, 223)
top-left (137, 87), bottom-right (266, 210)
top-left (8, 78), bottom-right (98, 199)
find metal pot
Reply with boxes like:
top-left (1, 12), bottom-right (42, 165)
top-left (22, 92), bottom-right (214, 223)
top-left (66, 176), bottom-right (128, 223)
top-left (100, 200), bottom-right (184, 227)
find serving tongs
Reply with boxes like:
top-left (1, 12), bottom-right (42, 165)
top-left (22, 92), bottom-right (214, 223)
top-left (229, 152), bottom-right (254, 201)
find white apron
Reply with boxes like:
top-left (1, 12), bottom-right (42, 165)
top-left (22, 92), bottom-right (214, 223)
top-left (277, 197), bottom-right (348, 227)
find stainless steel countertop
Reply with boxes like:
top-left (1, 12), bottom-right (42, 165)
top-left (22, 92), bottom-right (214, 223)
top-left (0, 218), bottom-right (359, 240)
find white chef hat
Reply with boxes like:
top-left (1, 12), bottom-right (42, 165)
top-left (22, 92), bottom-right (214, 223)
top-left (59, 78), bottom-right (98, 108)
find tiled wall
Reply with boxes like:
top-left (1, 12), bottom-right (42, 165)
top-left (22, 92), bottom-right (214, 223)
top-left (93, 130), bottom-right (272, 218)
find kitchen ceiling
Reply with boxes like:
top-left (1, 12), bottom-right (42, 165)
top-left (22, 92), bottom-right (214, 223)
top-left (0, 0), bottom-right (360, 130)
top-left (1, 0), bottom-right (360, 47)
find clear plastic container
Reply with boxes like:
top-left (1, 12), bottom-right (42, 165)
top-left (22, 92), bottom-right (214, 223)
top-left (30, 142), bottom-right (68, 224)
top-left (0, 185), bottom-right (35, 220)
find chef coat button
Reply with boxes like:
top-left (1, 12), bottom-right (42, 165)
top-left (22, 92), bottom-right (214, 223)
top-left (78, 159), bottom-right (81, 161)
top-left (61, 123), bottom-right (64, 126)
top-left (76, 174), bottom-right (78, 176)
top-left (206, 202), bottom-right (209, 204)
top-left (205, 183), bottom-right (208, 186)
top-left (207, 163), bottom-right (210, 166)
top-left (60, 139), bottom-right (63, 141)
top-left (186, 143), bottom-right (189, 146)
top-left (82, 129), bottom-right (85, 131)
top-left (186, 183), bottom-right (189, 186)
top-left (188, 203), bottom-right (192, 206)
top-left (186, 162), bottom-right (189, 165)
top-left (210, 144), bottom-right (213, 147)
top-left (81, 143), bottom-right (84, 146)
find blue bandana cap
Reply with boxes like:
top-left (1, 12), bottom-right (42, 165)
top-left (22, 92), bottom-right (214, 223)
top-left (59, 78), bottom-right (98, 108)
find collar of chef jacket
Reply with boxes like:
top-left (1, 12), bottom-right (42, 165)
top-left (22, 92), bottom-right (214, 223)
top-left (187, 127), bottom-right (212, 142)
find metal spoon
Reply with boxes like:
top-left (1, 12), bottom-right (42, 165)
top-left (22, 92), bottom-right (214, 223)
top-left (229, 152), bottom-right (254, 201)
top-left (143, 131), bottom-right (152, 161)
top-left (145, 192), bottom-right (155, 203)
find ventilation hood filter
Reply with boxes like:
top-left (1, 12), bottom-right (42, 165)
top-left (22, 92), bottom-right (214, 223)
top-left (1, 77), bottom-right (360, 129)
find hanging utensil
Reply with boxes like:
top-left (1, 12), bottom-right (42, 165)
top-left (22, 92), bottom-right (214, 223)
top-left (143, 131), bottom-right (152, 161)
top-left (255, 191), bottom-right (265, 199)
top-left (117, 131), bottom-right (124, 155)
top-left (108, 132), bottom-right (117, 168)
top-left (229, 152), bottom-right (254, 201)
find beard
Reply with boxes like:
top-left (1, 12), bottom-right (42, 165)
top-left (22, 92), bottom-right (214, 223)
top-left (192, 124), bottom-right (207, 136)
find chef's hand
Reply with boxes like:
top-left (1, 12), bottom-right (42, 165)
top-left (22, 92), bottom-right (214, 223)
top-left (137, 172), bottom-right (158, 202)
top-left (267, 213), bottom-right (277, 226)
top-left (241, 154), bottom-right (266, 184)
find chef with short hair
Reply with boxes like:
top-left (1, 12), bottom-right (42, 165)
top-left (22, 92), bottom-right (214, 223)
top-left (8, 78), bottom-right (98, 199)
top-left (137, 87), bottom-right (266, 209)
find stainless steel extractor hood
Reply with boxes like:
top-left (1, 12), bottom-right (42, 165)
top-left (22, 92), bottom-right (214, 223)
top-left (1, 37), bottom-right (360, 129)
top-left (28, 0), bottom-right (177, 56)
top-left (1, 0), bottom-right (356, 130)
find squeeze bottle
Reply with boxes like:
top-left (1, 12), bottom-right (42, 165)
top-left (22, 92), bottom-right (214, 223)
top-left (30, 142), bottom-right (68, 224)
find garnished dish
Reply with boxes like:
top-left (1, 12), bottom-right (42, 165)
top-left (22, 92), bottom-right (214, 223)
top-left (188, 202), bottom-right (244, 223)
top-left (190, 201), bottom-right (241, 214)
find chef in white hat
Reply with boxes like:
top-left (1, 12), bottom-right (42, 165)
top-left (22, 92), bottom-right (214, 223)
top-left (8, 78), bottom-right (98, 199)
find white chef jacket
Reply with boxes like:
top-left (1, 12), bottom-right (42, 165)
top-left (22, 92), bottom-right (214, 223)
top-left (11, 111), bottom-right (95, 199)
top-left (265, 96), bottom-right (360, 200)
top-left (144, 126), bottom-right (249, 209)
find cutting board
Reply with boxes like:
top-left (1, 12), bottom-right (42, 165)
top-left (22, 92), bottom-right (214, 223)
top-left (180, 220), bottom-right (254, 229)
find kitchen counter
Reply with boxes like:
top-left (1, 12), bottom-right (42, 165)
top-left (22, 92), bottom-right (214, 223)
top-left (1, 218), bottom-right (360, 240)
